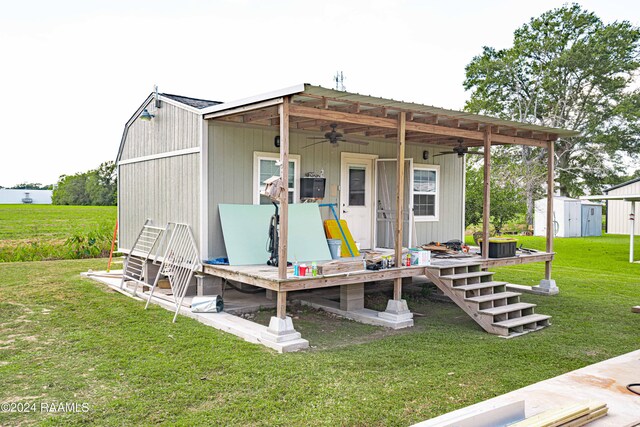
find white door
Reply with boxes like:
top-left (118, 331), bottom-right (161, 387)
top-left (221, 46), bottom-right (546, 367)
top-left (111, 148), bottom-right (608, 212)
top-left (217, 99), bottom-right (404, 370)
top-left (340, 154), bottom-right (375, 249)
top-left (565, 201), bottom-right (581, 237)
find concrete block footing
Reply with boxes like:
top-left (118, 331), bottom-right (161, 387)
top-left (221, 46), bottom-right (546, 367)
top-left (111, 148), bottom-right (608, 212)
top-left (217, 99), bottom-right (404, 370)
top-left (377, 299), bottom-right (414, 328)
top-left (259, 316), bottom-right (309, 351)
top-left (532, 279), bottom-right (559, 296)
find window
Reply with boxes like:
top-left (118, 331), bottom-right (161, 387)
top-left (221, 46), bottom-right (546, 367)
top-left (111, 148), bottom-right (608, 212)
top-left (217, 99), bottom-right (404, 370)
top-left (253, 152), bottom-right (300, 205)
top-left (348, 166), bottom-right (366, 206)
top-left (413, 165), bottom-right (439, 221)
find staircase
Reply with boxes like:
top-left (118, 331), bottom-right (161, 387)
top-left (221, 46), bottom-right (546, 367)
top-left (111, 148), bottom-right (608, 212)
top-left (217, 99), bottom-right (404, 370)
top-left (425, 263), bottom-right (550, 337)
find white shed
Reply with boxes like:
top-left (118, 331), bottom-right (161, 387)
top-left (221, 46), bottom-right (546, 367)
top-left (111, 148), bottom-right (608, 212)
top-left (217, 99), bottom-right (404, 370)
top-left (0, 189), bottom-right (52, 204)
top-left (604, 177), bottom-right (640, 235)
top-left (534, 196), bottom-right (582, 237)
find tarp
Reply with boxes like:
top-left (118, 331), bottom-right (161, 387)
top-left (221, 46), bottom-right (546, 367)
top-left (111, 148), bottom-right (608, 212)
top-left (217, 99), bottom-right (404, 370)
top-left (218, 203), bottom-right (332, 265)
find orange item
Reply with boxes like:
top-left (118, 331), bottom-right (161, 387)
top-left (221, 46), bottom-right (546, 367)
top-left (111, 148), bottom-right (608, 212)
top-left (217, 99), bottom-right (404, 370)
top-left (323, 219), bottom-right (360, 257)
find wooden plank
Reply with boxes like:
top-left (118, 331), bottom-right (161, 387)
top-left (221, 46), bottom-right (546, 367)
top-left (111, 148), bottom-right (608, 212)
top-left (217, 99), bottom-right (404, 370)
top-left (545, 140), bottom-right (555, 280)
top-left (201, 264), bottom-right (279, 290)
top-left (277, 291), bottom-right (287, 319)
top-left (317, 260), bottom-right (366, 275)
top-left (278, 98), bottom-right (290, 279)
top-left (394, 112), bottom-right (407, 300)
top-left (479, 253), bottom-right (554, 268)
top-left (279, 266), bottom-right (425, 291)
top-left (482, 127), bottom-right (492, 259)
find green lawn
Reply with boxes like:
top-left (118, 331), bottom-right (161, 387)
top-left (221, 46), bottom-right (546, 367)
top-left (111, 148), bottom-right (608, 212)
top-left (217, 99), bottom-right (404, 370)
top-left (0, 205), bottom-right (116, 262)
top-left (1, 235), bottom-right (639, 426)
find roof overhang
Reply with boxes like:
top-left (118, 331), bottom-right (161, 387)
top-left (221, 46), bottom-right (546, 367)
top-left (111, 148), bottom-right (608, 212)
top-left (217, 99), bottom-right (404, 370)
top-left (202, 83), bottom-right (578, 148)
top-left (581, 195), bottom-right (640, 202)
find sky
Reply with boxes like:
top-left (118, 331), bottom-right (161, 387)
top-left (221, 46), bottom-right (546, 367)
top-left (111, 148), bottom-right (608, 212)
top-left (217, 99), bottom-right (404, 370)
top-left (0, 0), bottom-right (638, 186)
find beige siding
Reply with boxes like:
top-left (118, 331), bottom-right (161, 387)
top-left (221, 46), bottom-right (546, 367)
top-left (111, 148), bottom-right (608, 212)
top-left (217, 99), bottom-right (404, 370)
top-left (118, 154), bottom-right (200, 251)
top-left (607, 181), bottom-right (640, 234)
top-left (207, 122), bottom-right (464, 258)
top-left (120, 101), bottom-right (200, 161)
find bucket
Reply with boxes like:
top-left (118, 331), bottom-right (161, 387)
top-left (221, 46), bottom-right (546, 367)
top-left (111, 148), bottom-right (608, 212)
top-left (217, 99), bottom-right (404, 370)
top-left (327, 239), bottom-right (342, 259)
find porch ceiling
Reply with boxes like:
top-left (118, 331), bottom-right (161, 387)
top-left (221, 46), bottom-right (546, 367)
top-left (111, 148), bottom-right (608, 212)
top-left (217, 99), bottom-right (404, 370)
top-left (207, 84), bottom-right (579, 148)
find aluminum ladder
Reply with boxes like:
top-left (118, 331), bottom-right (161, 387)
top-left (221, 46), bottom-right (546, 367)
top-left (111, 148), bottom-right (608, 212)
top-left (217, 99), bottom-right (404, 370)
top-left (144, 223), bottom-right (202, 322)
top-left (120, 219), bottom-right (167, 291)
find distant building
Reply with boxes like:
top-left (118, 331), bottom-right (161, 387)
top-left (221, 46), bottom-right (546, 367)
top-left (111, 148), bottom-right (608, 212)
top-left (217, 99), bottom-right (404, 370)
top-left (604, 177), bottom-right (640, 235)
top-left (0, 189), bottom-right (53, 204)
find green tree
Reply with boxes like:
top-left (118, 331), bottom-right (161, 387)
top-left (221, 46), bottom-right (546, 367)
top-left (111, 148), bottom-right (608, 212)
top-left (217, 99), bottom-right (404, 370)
top-left (464, 4), bottom-right (640, 217)
top-left (466, 161), bottom-right (526, 234)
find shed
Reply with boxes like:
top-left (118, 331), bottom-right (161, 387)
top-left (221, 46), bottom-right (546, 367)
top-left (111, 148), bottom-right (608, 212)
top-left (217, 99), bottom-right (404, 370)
top-left (0, 189), bottom-right (52, 204)
top-left (114, 83), bottom-right (577, 348)
top-left (534, 196), bottom-right (582, 237)
top-left (603, 177), bottom-right (640, 235)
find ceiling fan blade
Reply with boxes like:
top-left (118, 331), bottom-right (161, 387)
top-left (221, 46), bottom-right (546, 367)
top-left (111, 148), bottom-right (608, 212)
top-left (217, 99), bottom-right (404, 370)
top-left (302, 140), bottom-right (327, 149)
top-left (433, 152), bottom-right (458, 157)
top-left (307, 136), bottom-right (327, 140)
top-left (466, 151), bottom-right (485, 155)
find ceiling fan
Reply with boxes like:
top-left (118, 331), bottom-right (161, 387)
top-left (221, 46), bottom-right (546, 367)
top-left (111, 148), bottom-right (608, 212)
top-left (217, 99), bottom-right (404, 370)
top-left (433, 139), bottom-right (484, 158)
top-left (303, 123), bottom-right (369, 149)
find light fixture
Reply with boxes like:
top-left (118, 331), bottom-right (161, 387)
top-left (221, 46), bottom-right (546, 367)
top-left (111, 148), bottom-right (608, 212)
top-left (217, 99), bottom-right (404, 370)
top-left (140, 85), bottom-right (162, 121)
top-left (274, 136), bottom-right (280, 148)
top-left (140, 109), bottom-right (155, 121)
top-left (423, 150), bottom-right (429, 160)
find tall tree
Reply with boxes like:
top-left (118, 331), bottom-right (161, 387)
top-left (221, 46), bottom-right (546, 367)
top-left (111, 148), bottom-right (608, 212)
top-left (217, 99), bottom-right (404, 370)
top-left (464, 4), bottom-right (640, 222)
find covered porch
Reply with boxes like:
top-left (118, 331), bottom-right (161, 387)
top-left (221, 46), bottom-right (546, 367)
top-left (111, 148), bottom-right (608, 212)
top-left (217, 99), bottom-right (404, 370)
top-left (201, 84), bottom-right (575, 347)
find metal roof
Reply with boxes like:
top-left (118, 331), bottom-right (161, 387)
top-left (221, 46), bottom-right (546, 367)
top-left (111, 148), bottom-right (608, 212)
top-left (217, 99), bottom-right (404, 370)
top-left (161, 93), bottom-right (221, 109)
top-left (604, 177), bottom-right (640, 193)
top-left (200, 83), bottom-right (579, 137)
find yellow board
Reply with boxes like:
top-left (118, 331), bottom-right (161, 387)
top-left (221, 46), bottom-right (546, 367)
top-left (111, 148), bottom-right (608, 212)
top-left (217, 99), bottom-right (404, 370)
top-left (324, 220), bottom-right (360, 257)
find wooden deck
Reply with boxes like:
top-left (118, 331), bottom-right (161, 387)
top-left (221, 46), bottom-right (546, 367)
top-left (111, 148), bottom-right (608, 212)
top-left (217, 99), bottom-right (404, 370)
top-left (201, 251), bottom-right (554, 292)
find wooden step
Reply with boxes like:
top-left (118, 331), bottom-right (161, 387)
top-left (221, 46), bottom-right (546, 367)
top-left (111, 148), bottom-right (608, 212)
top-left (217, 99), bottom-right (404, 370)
top-left (479, 302), bottom-right (536, 315)
top-left (452, 281), bottom-right (508, 292)
top-left (440, 271), bottom-right (494, 281)
top-left (465, 291), bottom-right (521, 303)
top-left (493, 314), bottom-right (551, 329)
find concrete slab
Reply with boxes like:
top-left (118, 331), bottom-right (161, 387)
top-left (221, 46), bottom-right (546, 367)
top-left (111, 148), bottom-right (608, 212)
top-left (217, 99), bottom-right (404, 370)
top-left (82, 271), bottom-right (308, 353)
top-left (412, 349), bottom-right (640, 427)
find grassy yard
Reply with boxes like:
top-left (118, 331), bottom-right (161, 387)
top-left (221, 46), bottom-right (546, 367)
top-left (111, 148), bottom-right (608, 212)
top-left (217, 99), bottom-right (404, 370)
top-left (1, 235), bottom-right (639, 426)
top-left (0, 205), bottom-right (116, 262)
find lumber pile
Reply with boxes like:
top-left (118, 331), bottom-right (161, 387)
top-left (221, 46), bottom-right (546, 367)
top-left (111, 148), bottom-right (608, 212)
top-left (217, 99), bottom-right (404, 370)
top-left (509, 401), bottom-right (607, 427)
top-left (317, 259), bottom-right (366, 275)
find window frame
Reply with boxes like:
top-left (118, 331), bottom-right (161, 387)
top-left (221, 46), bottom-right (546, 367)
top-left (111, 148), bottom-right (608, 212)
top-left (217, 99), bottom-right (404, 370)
top-left (252, 151), bottom-right (301, 205)
top-left (412, 164), bottom-right (440, 222)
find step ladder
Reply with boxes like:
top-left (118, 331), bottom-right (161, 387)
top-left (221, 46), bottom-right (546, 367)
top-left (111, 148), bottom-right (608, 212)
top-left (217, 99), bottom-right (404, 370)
top-left (120, 219), bottom-right (168, 291)
top-left (144, 223), bottom-right (202, 322)
top-left (425, 263), bottom-right (551, 337)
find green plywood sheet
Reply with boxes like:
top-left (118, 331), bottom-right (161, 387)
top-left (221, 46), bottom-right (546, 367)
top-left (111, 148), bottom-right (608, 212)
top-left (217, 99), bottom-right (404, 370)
top-left (218, 203), bottom-right (332, 265)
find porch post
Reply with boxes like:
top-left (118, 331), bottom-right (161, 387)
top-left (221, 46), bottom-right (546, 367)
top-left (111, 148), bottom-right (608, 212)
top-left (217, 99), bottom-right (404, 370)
top-left (394, 112), bottom-right (406, 300)
top-left (534, 140), bottom-right (559, 294)
top-left (545, 140), bottom-right (555, 278)
top-left (277, 97), bottom-right (290, 316)
top-left (630, 201), bottom-right (636, 263)
top-left (378, 111), bottom-right (413, 329)
top-left (481, 127), bottom-right (491, 259)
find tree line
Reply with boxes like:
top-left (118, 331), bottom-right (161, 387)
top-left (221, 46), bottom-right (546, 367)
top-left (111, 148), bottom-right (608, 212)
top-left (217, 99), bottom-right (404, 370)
top-left (463, 3), bottom-right (640, 231)
top-left (52, 161), bottom-right (117, 206)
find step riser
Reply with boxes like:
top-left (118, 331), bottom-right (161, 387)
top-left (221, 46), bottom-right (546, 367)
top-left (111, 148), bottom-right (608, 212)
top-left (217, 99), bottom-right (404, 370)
top-left (425, 268), bottom-right (551, 338)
